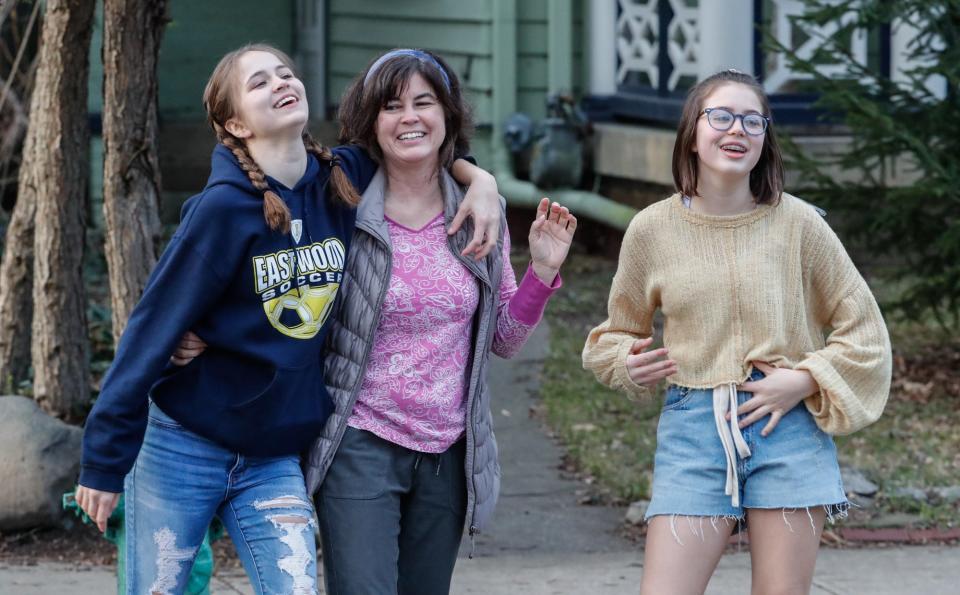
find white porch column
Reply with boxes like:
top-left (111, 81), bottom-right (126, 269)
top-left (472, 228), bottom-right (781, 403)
top-left (295, 0), bottom-right (326, 116)
top-left (588, 0), bottom-right (617, 94)
top-left (697, 0), bottom-right (754, 78)
top-left (891, 17), bottom-right (947, 100)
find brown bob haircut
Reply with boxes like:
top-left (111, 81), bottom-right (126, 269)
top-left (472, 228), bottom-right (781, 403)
top-left (336, 49), bottom-right (472, 169)
top-left (671, 70), bottom-right (784, 205)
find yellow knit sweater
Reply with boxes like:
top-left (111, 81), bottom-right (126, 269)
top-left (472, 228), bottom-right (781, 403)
top-left (582, 193), bottom-right (892, 435)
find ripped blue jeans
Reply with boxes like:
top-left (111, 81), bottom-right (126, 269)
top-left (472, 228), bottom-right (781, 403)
top-left (645, 369), bottom-right (848, 527)
top-left (124, 402), bottom-right (318, 594)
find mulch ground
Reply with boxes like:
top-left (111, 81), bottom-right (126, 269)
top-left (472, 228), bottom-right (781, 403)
top-left (0, 522), bottom-right (243, 568)
top-left (0, 523), bottom-right (116, 566)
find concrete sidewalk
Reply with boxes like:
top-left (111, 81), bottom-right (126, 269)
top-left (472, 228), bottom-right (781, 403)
top-left (3, 546), bottom-right (957, 594)
top-left (2, 322), bottom-right (958, 594)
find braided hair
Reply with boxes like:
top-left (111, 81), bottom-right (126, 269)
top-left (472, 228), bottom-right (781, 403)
top-left (302, 131), bottom-right (361, 207)
top-left (202, 44), bottom-right (361, 232)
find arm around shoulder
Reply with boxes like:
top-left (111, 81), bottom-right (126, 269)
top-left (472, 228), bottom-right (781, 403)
top-left (449, 159), bottom-right (502, 257)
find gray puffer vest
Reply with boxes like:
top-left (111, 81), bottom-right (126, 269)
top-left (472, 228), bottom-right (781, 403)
top-left (303, 168), bottom-right (506, 535)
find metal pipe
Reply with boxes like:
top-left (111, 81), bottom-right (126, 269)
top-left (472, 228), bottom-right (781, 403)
top-left (491, 0), bottom-right (638, 231)
top-left (494, 175), bottom-right (638, 229)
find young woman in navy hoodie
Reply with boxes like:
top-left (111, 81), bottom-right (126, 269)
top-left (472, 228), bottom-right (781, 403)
top-left (74, 44), bottom-right (500, 594)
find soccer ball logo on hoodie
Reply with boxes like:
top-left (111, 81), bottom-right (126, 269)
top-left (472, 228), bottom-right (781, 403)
top-left (263, 284), bottom-right (337, 339)
top-left (252, 238), bottom-right (346, 339)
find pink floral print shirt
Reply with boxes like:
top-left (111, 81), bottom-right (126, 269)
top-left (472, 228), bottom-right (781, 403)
top-left (347, 212), bottom-right (559, 452)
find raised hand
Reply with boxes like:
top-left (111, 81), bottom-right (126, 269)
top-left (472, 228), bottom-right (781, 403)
top-left (625, 337), bottom-right (677, 386)
top-left (528, 197), bottom-right (577, 284)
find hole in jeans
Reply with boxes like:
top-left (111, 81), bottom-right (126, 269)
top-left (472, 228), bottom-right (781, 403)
top-left (267, 513), bottom-right (317, 595)
top-left (149, 527), bottom-right (197, 595)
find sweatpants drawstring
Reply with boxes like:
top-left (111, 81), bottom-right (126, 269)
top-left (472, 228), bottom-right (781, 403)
top-left (712, 382), bottom-right (752, 507)
top-left (414, 452), bottom-right (442, 476)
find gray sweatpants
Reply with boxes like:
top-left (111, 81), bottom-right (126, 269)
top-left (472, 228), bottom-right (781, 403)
top-left (316, 426), bottom-right (468, 595)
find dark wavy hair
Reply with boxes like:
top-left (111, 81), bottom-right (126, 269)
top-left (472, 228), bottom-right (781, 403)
top-left (336, 49), bottom-right (472, 169)
top-left (672, 70), bottom-right (784, 205)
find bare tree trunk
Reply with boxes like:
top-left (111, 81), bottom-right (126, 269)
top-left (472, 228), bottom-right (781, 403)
top-left (29, 0), bottom-right (95, 419)
top-left (101, 0), bottom-right (167, 342)
top-left (0, 182), bottom-right (34, 393)
top-left (0, 7), bottom-right (42, 393)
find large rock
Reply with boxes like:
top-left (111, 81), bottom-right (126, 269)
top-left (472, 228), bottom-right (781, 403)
top-left (932, 486), bottom-right (960, 504)
top-left (624, 500), bottom-right (649, 525)
top-left (889, 486), bottom-right (928, 502)
top-left (0, 396), bottom-right (83, 531)
top-left (840, 466), bottom-right (878, 497)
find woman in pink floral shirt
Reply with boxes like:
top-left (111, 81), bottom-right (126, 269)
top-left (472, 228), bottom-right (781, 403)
top-left (347, 196), bottom-right (560, 452)
top-left (307, 49), bottom-right (577, 595)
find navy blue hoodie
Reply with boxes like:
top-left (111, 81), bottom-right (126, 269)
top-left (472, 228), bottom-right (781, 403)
top-left (80, 144), bottom-right (377, 493)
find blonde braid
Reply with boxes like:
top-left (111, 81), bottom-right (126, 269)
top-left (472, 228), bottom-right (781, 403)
top-left (219, 131), bottom-right (291, 233)
top-left (302, 132), bottom-right (361, 207)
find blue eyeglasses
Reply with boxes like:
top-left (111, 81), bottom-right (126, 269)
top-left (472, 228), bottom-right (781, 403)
top-left (700, 108), bottom-right (770, 136)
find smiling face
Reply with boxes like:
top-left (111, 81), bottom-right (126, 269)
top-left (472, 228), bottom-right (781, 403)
top-left (225, 50), bottom-right (308, 141)
top-left (694, 82), bottom-right (765, 183)
top-left (374, 73), bottom-right (446, 171)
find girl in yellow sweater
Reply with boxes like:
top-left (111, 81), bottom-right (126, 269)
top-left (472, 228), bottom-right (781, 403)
top-left (583, 70), bottom-right (891, 594)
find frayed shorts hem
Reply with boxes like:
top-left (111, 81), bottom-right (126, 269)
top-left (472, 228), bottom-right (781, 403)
top-left (644, 499), bottom-right (851, 525)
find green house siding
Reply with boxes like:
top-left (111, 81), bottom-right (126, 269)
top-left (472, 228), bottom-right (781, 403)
top-left (86, 0), bottom-right (585, 206)
top-left (88, 0), bottom-right (296, 121)
top-left (88, 4), bottom-right (104, 114)
top-left (327, 0), bottom-right (494, 119)
top-left (516, 0), bottom-right (584, 117)
top-left (157, 1), bottom-right (296, 120)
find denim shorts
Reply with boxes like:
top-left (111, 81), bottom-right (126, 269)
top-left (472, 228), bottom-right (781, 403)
top-left (645, 369), bottom-right (847, 521)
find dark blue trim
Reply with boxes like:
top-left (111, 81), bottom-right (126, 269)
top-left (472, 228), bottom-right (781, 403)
top-left (582, 92), bottom-right (838, 127)
top-left (879, 22), bottom-right (892, 78)
top-left (582, 92), bottom-right (684, 126)
top-left (657, 0), bottom-right (673, 96)
top-left (753, 0), bottom-right (764, 79)
top-left (767, 95), bottom-right (835, 125)
top-left (579, 95), bottom-right (619, 123)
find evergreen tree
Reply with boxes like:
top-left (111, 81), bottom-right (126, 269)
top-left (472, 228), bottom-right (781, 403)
top-left (775, 0), bottom-right (960, 327)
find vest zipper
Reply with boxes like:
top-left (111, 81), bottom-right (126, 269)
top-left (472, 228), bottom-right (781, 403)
top-left (449, 228), bottom-right (495, 543)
